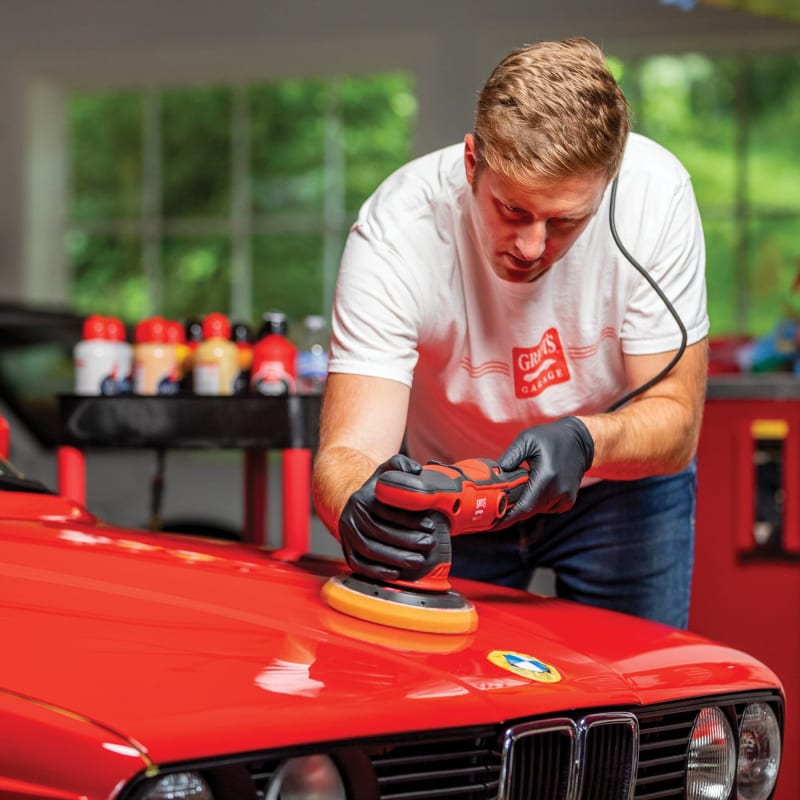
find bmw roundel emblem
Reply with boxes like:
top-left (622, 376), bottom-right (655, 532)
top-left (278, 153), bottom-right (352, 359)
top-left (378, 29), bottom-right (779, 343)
top-left (487, 650), bottom-right (562, 683)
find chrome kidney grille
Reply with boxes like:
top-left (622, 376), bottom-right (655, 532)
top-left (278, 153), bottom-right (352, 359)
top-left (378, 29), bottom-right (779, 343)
top-left (123, 691), bottom-right (783, 800)
top-left (499, 713), bottom-right (638, 800)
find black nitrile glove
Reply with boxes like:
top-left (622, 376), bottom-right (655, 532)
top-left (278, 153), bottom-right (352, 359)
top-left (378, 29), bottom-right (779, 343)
top-left (497, 416), bottom-right (594, 525)
top-left (338, 454), bottom-right (451, 583)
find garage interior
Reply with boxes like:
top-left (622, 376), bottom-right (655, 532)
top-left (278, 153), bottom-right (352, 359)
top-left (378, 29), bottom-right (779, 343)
top-left (0, 1), bottom-right (799, 797)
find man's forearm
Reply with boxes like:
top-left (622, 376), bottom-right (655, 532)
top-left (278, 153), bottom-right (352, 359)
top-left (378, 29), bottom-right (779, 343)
top-left (578, 394), bottom-right (703, 480)
top-left (312, 446), bottom-right (379, 540)
top-left (578, 339), bottom-right (708, 480)
top-left (312, 373), bottom-right (411, 537)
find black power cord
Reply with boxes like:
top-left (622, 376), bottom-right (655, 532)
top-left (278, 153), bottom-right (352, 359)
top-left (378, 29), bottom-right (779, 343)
top-left (605, 175), bottom-right (689, 412)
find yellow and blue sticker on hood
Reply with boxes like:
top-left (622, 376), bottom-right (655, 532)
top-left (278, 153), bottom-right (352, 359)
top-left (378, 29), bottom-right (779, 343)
top-left (488, 650), bottom-right (562, 683)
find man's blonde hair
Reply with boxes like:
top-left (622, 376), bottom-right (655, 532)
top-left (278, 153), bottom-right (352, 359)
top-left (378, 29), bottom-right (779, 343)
top-left (474, 37), bottom-right (631, 186)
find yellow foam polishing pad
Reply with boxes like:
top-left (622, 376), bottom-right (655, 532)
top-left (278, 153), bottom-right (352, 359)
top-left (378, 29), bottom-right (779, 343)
top-left (321, 573), bottom-right (478, 635)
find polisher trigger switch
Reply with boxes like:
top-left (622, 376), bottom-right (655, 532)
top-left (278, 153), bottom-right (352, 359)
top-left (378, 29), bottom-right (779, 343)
top-left (497, 494), bottom-right (508, 517)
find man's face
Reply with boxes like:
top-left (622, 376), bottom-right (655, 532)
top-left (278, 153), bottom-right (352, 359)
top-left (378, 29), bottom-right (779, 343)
top-left (464, 134), bottom-right (608, 284)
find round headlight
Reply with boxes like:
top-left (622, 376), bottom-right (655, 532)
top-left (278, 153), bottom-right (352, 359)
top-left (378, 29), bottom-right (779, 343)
top-left (142, 772), bottom-right (213, 800)
top-left (686, 706), bottom-right (736, 800)
top-left (738, 702), bottom-right (781, 800)
top-left (265, 754), bottom-right (346, 799)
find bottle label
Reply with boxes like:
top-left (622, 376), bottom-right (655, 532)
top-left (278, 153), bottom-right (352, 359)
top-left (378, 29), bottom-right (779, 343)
top-left (115, 374), bottom-right (132, 395)
top-left (133, 347), bottom-right (180, 395)
top-left (251, 360), bottom-right (295, 395)
top-left (157, 375), bottom-right (181, 395)
top-left (193, 362), bottom-right (221, 395)
top-left (194, 360), bottom-right (236, 396)
top-left (74, 342), bottom-right (117, 396)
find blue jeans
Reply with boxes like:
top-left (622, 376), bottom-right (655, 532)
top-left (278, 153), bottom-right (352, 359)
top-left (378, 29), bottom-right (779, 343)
top-left (450, 461), bottom-right (697, 629)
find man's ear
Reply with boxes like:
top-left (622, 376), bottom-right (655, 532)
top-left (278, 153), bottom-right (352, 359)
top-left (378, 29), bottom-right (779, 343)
top-left (463, 133), bottom-right (477, 187)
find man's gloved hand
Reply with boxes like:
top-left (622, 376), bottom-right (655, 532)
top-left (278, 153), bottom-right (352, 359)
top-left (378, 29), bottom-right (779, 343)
top-left (338, 454), bottom-right (449, 583)
top-left (497, 416), bottom-right (594, 525)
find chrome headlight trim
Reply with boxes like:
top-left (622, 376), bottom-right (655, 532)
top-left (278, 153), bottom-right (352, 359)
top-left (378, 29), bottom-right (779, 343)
top-left (686, 706), bottom-right (736, 800)
top-left (737, 701), bottom-right (781, 800)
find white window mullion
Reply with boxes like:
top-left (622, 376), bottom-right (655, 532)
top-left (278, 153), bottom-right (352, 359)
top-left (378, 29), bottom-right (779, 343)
top-left (24, 81), bottom-right (69, 303)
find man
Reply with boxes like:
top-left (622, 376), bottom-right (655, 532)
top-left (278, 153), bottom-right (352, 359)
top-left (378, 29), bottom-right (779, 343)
top-left (312, 37), bottom-right (708, 629)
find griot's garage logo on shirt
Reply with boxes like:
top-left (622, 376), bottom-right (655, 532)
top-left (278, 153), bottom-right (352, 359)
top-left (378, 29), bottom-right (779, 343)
top-left (513, 327), bottom-right (570, 399)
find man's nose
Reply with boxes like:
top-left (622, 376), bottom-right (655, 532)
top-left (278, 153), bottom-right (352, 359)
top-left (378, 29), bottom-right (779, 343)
top-left (514, 221), bottom-right (547, 261)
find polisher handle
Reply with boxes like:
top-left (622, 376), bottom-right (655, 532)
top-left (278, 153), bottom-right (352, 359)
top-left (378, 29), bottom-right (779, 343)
top-left (375, 457), bottom-right (529, 535)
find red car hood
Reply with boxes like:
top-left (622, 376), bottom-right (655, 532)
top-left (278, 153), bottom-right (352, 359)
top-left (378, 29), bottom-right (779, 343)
top-left (0, 493), bottom-right (779, 765)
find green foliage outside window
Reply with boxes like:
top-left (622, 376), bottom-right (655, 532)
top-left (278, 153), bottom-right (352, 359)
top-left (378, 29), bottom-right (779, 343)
top-left (67, 56), bottom-right (800, 339)
top-left (162, 88), bottom-right (233, 219)
top-left (611, 52), bottom-right (800, 336)
top-left (69, 91), bottom-right (142, 223)
top-left (66, 74), bottom-right (417, 335)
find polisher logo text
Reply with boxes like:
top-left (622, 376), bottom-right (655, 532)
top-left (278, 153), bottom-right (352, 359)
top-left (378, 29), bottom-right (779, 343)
top-left (513, 328), bottom-right (570, 398)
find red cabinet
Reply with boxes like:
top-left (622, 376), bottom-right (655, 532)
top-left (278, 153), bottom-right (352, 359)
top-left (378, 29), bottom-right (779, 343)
top-left (692, 375), bottom-right (800, 800)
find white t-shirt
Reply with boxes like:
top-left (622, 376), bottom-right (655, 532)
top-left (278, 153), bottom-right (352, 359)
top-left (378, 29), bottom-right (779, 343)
top-left (330, 133), bottom-right (708, 465)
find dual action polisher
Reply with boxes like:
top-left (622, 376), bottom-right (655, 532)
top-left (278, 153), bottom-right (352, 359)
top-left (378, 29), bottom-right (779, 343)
top-left (322, 458), bottom-right (529, 635)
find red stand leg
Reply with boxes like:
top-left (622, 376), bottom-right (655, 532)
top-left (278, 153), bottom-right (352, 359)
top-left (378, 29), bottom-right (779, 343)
top-left (58, 446), bottom-right (86, 505)
top-left (0, 416), bottom-right (9, 460)
top-left (273, 447), bottom-right (311, 561)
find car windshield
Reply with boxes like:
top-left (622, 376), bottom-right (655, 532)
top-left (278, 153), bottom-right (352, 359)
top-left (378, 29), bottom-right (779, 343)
top-left (0, 456), bottom-right (53, 494)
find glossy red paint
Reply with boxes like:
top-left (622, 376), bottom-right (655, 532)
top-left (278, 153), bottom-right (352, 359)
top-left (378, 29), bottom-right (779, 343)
top-left (0, 487), bottom-right (781, 781)
top-left (0, 689), bottom-right (149, 800)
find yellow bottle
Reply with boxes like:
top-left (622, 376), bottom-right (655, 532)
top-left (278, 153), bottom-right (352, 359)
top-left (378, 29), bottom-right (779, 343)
top-left (133, 317), bottom-right (180, 395)
top-left (193, 312), bottom-right (239, 396)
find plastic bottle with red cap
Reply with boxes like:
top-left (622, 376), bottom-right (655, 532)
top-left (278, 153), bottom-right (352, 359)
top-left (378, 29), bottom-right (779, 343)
top-left (133, 317), bottom-right (181, 395)
top-left (251, 310), bottom-right (297, 395)
top-left (193, 312), bottom-right (239, 396)
top-left (74, 315), bottom-right (118, 395)
top-left (296, 314), bottom-right (329, 395)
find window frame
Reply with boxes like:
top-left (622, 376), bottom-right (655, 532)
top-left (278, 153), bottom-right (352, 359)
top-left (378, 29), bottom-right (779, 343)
top-left (20, 32), bottom-right (464, 313)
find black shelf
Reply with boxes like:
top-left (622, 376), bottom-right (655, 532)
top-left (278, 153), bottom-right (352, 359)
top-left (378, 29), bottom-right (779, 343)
top-left (58, 394), bottom-right (321, 450)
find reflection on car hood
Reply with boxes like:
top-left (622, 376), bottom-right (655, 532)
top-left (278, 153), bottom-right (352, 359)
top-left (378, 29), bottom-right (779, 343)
top-left (0, 498), bottom-right (778, 765)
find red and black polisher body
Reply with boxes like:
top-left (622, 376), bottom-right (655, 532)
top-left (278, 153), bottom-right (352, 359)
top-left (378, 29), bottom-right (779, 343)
top-left (321, 458), bottom-right (529, 634)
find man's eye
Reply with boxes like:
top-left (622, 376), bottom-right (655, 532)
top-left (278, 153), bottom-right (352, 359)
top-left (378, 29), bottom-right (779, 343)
top-left (549, 217), bottom-right (579, 229)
